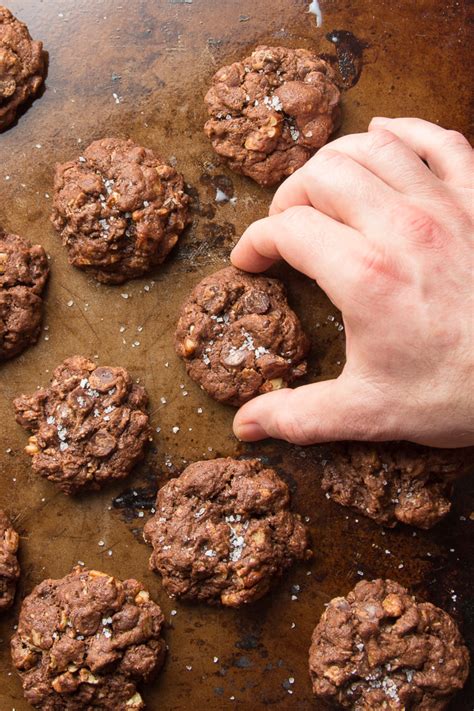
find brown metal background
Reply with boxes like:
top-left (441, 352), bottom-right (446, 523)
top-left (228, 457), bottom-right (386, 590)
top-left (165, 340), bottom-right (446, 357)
top-left (0, 1), bottom-right (473, 708)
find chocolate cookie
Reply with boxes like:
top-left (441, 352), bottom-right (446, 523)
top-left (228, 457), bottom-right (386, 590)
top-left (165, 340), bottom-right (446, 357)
top-left (144, 457), bottom-right (311, 607)
top-left (51, 138), bottom-right (190, 284)
top-left (204, 45), bottom-right (341, 186)
top-left (11, 567), bottom-right (166, 710)
top-left (321, 443), bottom-right (472, 529)
top-left (0, 509), bottom-right (20, 611)
top-left (0, 6), bottom-right (45, 130)
top-left (175, 267), bottom-right (309, 406)
top-left (309, 579), bottom-right (470, 710)
top-left (14, 355), bottom-right (151, 495)
top-left (0, 230), bottom-right (49, 361)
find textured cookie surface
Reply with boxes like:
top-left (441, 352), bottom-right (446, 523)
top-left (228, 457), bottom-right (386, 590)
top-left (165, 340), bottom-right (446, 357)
top-left (144, 457), bottom-right (311, 607)
top-left (0, 5), bottom-right (45, 130)
top-left (204, 45), bottom-right (340, 186)
top-left (51, 137), bottom-right (190, 284)
top-left (14, 355), bottom-right (151, 494)
top-left (309, 578), bottom-right (470, 710)
top-left (321, 443), bottom-right (472, 529)
top-left (11, 567), bottom-right (166, 710)
top-left (0, 509), bottom-right (20, 610)
top-left (175, 266), bottom-right (309, 406)
top-left (0, 230), bottom-right (49, 361)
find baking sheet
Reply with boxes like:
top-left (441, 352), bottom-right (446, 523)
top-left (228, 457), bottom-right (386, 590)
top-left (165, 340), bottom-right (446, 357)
top-left (0, 1), bottom-right (472, 708)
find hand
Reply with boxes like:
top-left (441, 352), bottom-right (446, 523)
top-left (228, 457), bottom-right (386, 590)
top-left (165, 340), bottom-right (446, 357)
top-left (231, 117), bottom-right (474, 448)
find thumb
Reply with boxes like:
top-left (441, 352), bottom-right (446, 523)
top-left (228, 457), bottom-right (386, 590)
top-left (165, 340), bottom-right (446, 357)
top-left (233, 376), bottom-right (387, 445)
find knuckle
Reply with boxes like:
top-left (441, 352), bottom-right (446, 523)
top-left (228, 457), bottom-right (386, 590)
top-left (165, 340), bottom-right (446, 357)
top-left (281, 204), bottom-right (313, 228)
top-left (311, 148), bottom-right (349, 171)
top-left (365, 128), bottom-right (400, 155)
top-left (245, 216), bottom-right (267, 240)
top-left (362, 251), bottom-right (391, 278)
top-left (443, 129), bottom-right (472, 152)
top-left (353, 247), bottom-right (402, 290)
top-left (275, 397), bottom-right (314, 445)
top-left (398, 206), bottom-right (446, 249)
top-left (277, 418), bottom-right (311, 446)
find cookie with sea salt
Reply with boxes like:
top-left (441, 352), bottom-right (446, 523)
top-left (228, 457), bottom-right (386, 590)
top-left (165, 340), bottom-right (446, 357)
top-left (14, 355), bottom-right (151, 494)
top-left (144, 457), bottom-right (311, 607)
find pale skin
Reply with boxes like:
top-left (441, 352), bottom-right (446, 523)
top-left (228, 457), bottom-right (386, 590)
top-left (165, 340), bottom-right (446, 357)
top-left (232, 117), bottom-right (474, 448)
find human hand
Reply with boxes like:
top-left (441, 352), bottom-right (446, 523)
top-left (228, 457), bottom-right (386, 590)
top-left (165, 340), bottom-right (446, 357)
top-left (231, 118), bottom-right (474, 448)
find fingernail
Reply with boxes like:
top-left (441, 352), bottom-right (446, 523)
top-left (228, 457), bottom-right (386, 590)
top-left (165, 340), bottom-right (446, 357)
top-left (233, 422), bottom-right (268, 442)
top-left (370, 116), bottom-right (389, 125)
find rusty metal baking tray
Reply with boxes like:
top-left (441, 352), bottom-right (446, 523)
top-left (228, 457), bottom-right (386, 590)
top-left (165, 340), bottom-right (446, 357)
top-left (0, 1), bottom-right (472, 708)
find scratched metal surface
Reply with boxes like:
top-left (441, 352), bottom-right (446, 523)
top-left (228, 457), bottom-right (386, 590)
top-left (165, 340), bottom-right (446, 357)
top-left (0, 1), bottom-right (473, 709)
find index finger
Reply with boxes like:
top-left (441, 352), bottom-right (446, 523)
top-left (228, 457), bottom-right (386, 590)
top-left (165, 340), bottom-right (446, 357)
top-left (231, 205), bottom-right (364, 309)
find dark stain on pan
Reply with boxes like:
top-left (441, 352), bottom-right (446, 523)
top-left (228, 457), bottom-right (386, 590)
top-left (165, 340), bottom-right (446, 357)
top-left (236, 634), bottom-right (261, 652)
top-left (203, 221), bottom-right (236, 247)
top-left (183, 183), bottom-right (216, 220)
top-left (324, 29), bottom-right (369, 89)
top-left (186, 184), bottom-right (216, 219)
top-left (176, 219), bottom-right (237, 267)
top-left (199, 172), bottom-right (235, 201)
top-left (112, 465), bottom-right (161, 522)
top-left (113, 485), bottom-right (157, 518)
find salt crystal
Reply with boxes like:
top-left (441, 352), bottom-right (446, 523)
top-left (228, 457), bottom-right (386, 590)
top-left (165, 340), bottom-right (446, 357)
top-left (215, 188), bottom-right (229, 203)
top-left (289, 125), bottom-right (300, 141)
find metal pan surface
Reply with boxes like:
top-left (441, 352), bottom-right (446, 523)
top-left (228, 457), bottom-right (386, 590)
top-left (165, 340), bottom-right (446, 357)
top-left (0, 1), bottom-right (472, 708)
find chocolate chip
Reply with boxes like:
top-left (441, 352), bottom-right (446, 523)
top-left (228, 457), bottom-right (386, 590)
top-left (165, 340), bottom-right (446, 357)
top-left (242, 290), bottom-right (270, 314)
top-left (89, 367), bottom-right (116, 391)
top-left (88, 430), bottom-right (117, 458)
top-left (221, 348), bottom-right (249, 368)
